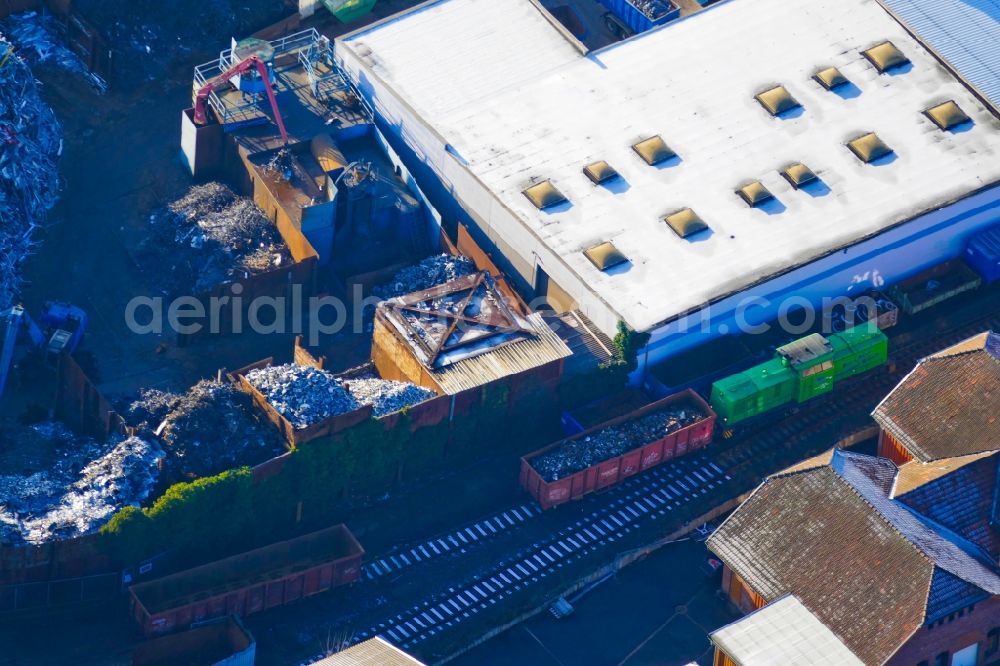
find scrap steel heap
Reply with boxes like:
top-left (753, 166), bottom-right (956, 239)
top-left (0, 30), bottom-right (62, 310)
top-left (531, 401), bottom-right (706, 482)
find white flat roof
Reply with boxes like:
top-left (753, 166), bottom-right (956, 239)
top-left (711, 595), bottom-right (865, 666)
top-left (343, 0), bottom-right (1000, 332)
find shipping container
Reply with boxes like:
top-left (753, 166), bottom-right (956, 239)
top-left (129, 525), bottom-right (363, 638)
top-left (520, 390), bottom-right (716, 510)
top-left (965, 224), bottom-right (1000, 284)
top-left (597, 0), bottom-right (680, 36)
top-left (132, 616), bottom-right (255, 666)
top-left (888, 259), bottom-right (982, 315)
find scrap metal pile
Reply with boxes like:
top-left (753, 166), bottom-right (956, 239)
top-left (72, 0), bottom-right (290, 83)
top-left (0, 32), bottom-right (62, 310)
top-left (372, 254), bottom-right (476, 301)
top-left (343, 373), bottom-right (436, 417)
top-left (137, 183), bottom-right (291, 295)
top-left (0, 422), bottom-right (163, 545)
top-left (246, 364), bottom-right (360, 430)
top-left (128, 380), bottom-right (285, 481)
top-left (1, 11), bottom-right (106, 90)
top-left (531, 402), bottom-right (705, 482)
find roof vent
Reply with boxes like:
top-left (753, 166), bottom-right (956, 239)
top-left (632, 136), bottom-right (676, 166)
top-left (924, 100), bottom-right (971, 131)
top-left (847, 132), bottom-right (893, 163)
top-left (523, 180), bottom-right (567, 209)
top-left (863, 41), bottom-right (909, 73)
top-left (813, 67), bottom-right (848, 90)
top-left (583, 160), bottom-right (619, 185)
top-left (584, 242), bottom-right (628, 271)
top-left (664, 208), bottom-right (709, 238)
top-left (736, 181), bottom-right (774, 207)
top-left (755, 85), bottom-right (801, 116)
top-left (780, 163), bottom-right (818, 189)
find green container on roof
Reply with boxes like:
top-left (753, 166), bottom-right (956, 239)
top-left (323, 0), bottom-right (376, 22)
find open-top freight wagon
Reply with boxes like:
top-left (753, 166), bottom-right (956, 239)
top-left (129, 525), bottom-right (363, 637)
top-left (597, 0), bottom-right (680, 38)
top-left (520, 390), bottom-right (716, 509)
top-left (709, 322), bottom-right (888, 427)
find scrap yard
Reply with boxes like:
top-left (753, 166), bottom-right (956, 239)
top-left (0, 0), bottom-right (999, 665)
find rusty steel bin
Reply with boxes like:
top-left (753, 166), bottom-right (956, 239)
top-left (520, 389), bottom-right (716, 509)
top-left (129, 525), bottom-right (363, 637)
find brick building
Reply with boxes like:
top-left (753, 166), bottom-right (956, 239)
top-left (873, 332), bottom-right (1000, 465)
top-left (706, 448), bottom-right (1000, 666)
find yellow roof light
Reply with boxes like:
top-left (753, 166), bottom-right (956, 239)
top-left (755, 85), bottom-right (801, 116)
top-left (780, 163), bottom-right (818, 189)
top-left (924, 100), bottom-right (971, 131)
top-left (584, 241), bottom-right (628, 271)
top-left (863, 41), bottom-right (909, 73)
top-left (632, 136), bottom-right (676, 165)
top-left (583, 160), bottom-right (619, 184)
top-left (736, 181), bottom-right (774, 207)
top-left (814, 67), bottom-right (848, 90)
top-left (847, 132), bottom-right (893, 163)
top-left (664, 208), bottom-right (709, 239)
top-left (523, 180), bottom-right (567, 209)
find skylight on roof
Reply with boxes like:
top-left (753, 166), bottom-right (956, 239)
top-left (813, 67), bottom-right (848, 90)
top-left (523, 180), bottom-right (567, 209)
top-left (780, 163), bottom-right (817, 189)
top-left (664, 208), bottom-right (709, 239)
top-left (632, 136), bottom-right (676, 166)
top-left (755, 85), bottom-right (800, 116)
top-left (584, 242), bottom-right (627, 271)
top-left (736, 181), bottom-right (774, 207)
top-left (863, 41), bottom-right (909, 73)
top-left (583, 161), bottom-right (619, 185)
top-left (924, 101), bottom-right (971, 131)
top-left (847, 132), bottom-right (893, 163)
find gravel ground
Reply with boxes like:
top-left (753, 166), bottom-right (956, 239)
top-left (530, 402), bottom-right (706, 481)
top-left (246, 364), bottom-right (360, 430)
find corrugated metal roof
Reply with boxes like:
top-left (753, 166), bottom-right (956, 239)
top-left (711, 595), bottom-right (865, 666)
top-left (432, 312), bottom-right (571, 394)
top-left (307, 638), bottom-right (425, 666)
top-left (878, 0), bottom-right (1000, 112)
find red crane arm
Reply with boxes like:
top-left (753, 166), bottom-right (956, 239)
top-left (192, 54), bottom-right (288, 145)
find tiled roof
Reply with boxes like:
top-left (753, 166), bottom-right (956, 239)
top-left (872, 332), bottom-right (1000, 462)
top-left (307, 638), bottom-right (426, 666)
top-left (926, 568), bottom-right (990, 623)
top-left (896, 451), bottom-right (1000, 559)
top-left (708, 450), bottom-right (1000, 665)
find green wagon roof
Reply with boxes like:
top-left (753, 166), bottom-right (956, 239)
top-left (715, 358), bottom-right (795, 400)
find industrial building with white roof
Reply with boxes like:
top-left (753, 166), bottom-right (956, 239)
top-left (336, 0), bottom-right (1000, 368)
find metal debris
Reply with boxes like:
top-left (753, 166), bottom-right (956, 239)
top-left (145, 379), bottom-right (285, 481)
top-left (137, 182), bottom-right (291, 295)
top-left (246, 364), bottom-right (360, 430)
top-left (0, 422), bottom-right (163, 545)
top-left (372, 254), bottom-right (476, 301)
top-left (1, 11), bottom-right (107, 91)
top-left (0, 33), bottom-right (62, 310)
top-left (531, 402), bottom-right (705, 482)
top-left (73, 0), bottom-right (290, 84)
top-left (344, 374), bottom-right (436, 417)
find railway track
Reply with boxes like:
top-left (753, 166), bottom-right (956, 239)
top-left (345, 296), bottom-right (1000, 660)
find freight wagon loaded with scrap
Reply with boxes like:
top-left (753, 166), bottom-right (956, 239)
top-left (128, 525), bottom-right (363, 637)
top-left (520, 390), bottom-right (716, 510)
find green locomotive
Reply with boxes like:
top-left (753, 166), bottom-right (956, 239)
top-left (709, 322), bottom-right (888, 426)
